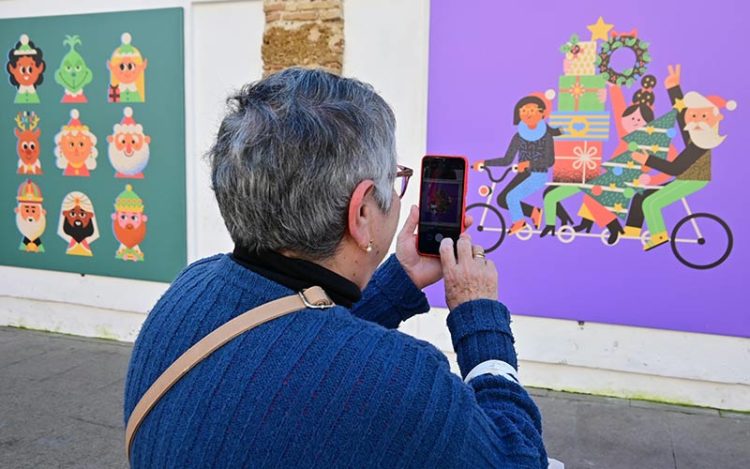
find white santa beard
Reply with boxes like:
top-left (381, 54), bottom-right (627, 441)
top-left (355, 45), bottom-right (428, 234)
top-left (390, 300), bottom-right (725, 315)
top-left (687, 125), bottom-right (725, 150)
top-left (109, 143), bottom-right (149, 175)
top-left (16, 213), bottom-right (46, 241)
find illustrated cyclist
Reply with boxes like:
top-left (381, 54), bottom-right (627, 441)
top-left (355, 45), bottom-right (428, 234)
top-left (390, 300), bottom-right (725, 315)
top-left (631, 64), bottom-right (736, 251)
top-left (473, 91), bottom-right (572, 236)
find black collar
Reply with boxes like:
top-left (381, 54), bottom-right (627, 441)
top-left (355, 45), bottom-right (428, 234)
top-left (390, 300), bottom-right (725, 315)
top-left (231, 245), bottom-right (361, 308)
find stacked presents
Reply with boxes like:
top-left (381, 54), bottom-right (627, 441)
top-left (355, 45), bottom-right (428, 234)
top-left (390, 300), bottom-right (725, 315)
top-left (549, 32), bottom-right (609, 184)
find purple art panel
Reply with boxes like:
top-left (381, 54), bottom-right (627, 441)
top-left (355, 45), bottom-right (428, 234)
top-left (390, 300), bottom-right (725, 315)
top-left (426, 0), bottom-right (749, 337)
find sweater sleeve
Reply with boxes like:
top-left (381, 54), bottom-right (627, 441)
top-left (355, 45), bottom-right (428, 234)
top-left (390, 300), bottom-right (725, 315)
top-left (645, 145), bottom-right (705, 177)
top-left (340, 308), bottom-right (547, 468)
top-left (485, 134), bottom-right (521, 167)
top-left (610, 85), bottom-right (628, 139)
top-left (349, 254), bottom-right (430, 329)
top-left (668, 85), bottom-right (691, 146)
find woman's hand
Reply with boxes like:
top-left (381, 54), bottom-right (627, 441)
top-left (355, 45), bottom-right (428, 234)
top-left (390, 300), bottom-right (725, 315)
top-left (440, 234), bottom-right (498, 310)
top-left (665, 64), bottom-right (681, 89)
top-left (396, 205), bottom-right (472, 290)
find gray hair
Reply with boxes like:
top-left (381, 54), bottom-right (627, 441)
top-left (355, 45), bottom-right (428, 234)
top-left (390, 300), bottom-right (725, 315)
top-left (209, 68), bottom-right (397, 260)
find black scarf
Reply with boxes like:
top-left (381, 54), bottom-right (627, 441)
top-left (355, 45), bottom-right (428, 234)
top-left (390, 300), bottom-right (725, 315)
top-left (231, 245), bottom-right (361, 308)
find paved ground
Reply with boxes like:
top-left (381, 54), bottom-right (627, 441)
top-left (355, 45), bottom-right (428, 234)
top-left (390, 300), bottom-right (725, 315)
top-left (0, 326), bottom-right (748, 469)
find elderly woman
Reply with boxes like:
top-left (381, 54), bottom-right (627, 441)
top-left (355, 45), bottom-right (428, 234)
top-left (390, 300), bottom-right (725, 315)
top-left (124, 68), bottom-right (547, 467)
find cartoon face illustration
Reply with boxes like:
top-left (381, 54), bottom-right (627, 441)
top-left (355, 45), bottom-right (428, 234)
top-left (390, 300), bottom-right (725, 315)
top-left (107, 33), bottom-right (148, 103)
top-left (15, 180), bottom-right (46, 253)
top-left (112, 184), bottom-right (147, 261)
top-left (57, 191), bottom-right (99, 256)
top-left (682, 91), bottom-right (730, 150)
top-left (55, 109), bottom-right (98, 177)
top-left (14, 112), bottom-right (42, 174)
top-left (6, 34), bottom-right (45, 104)
top-left (513, 95), bottom-right (550, 129)
top-left (54, 35), bottom-right (93, 103)
top-left (107, 107), bottom-right (151, 178)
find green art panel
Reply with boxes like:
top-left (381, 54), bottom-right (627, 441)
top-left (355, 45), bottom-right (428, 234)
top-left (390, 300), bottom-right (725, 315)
top-left (0, 8), bottom-right (186, 283)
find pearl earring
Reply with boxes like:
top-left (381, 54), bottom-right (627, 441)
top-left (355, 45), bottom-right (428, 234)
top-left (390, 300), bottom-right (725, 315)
top-left (365, 240), bottom-right (373, 253)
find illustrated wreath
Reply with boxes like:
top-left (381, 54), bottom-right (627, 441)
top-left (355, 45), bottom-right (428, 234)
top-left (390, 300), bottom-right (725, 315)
top-left (597, 34), bottom-right (651, 87)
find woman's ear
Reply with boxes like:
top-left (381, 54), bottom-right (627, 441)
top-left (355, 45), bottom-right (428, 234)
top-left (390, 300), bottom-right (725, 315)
top-left (348, 179), bottom-right (376, 250)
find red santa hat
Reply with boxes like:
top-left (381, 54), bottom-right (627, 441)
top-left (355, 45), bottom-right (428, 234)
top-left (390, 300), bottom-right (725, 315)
top-left (530, 89), bottom-right (556, 117)
top-left (67, 109), bottom-right (82, 128)
top-left (707, 95), bottom-right (737, 112)
top-left (121, 107), bottom-right (136, 126)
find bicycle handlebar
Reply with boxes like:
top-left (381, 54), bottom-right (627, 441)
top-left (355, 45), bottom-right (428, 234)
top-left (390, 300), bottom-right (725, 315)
top-left (477, 165), bottom-right (515, 183)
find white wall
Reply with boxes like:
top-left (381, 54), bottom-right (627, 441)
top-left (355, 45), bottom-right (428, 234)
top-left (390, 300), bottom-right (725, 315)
top-left (1, 0), bottom-right (748, 411)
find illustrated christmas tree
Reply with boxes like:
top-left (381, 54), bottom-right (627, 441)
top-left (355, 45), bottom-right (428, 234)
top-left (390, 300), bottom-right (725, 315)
top-left (581, 110), bottom-right (678, 219)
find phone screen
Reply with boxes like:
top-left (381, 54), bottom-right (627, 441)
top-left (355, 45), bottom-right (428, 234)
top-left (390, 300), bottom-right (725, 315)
top-left (418, 156), bottom-right (467, 256)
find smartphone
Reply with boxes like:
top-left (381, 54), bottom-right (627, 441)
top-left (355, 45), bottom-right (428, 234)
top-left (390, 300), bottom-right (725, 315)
top-left (417, 155), bottom-right (468, 257)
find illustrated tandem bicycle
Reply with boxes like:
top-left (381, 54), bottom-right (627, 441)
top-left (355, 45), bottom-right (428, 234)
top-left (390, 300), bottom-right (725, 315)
top-left (467, 165), bottom-right (733, 270)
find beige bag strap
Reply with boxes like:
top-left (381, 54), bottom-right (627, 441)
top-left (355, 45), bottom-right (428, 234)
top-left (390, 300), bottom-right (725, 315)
top-left (124, 286), bottom-right (334, 462)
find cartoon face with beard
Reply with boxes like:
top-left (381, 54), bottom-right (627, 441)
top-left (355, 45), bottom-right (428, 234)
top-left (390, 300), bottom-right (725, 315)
top-left (684, 107), bottom-right (725, 150)
top-left (15, 180), bottom-right (46, 253)
top-left (112, 184), bottom-right (147, 262)
top-left (107, 107), bottom-right (150, 178)
top-left (57, 191), bottom-right (99, 256)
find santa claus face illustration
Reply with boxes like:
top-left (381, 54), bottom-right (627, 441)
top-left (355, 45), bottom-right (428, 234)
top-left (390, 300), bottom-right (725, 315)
top-left (107, 107), bottom-right (151, 178)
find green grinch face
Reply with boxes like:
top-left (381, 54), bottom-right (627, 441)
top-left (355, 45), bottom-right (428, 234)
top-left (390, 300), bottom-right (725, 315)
top-left (54, 36), bottom-right (93, 93)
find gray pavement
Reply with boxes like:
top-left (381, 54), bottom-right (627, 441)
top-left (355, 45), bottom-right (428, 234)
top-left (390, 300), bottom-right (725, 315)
top-left (0, 326), bottom-right (748, 469)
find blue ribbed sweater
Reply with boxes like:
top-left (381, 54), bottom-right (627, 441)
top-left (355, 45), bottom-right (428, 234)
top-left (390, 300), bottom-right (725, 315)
top-left (124, 254), bottom-right (547, 467)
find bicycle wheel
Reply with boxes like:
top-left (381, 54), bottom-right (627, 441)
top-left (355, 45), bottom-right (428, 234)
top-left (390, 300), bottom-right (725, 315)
top-left (670, 213), bottom-right (733, 270)
top-left (466, 203), bottom-right (506, 253)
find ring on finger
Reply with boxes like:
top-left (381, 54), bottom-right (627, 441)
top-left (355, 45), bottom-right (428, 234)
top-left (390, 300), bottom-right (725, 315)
top-left (472, 246), bottom-right (486, 259)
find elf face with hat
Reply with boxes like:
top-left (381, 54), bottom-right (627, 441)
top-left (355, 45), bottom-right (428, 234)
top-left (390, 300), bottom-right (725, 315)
top-left (112, 184), bottom-right (148, 262)
top-left (107, 33), bottom-right (148, 103)
top-left (55, 109), bottom-right (98, 177)
top-left (15, 180), bottom-right (47, 253)
top-left (107, 107), bottom-right (151, 179)
top-left (6, 34), bottom-right (46, 104)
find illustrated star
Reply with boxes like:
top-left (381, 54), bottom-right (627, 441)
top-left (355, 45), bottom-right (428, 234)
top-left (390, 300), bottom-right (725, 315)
top-left (614, 203), bottom-right (624, 212)
top-left (651, 144), bottom-right (660, 153)
top-left (646, 126), bottom-right (654, 135)
top-left (627, 160), bottom-right (635, 168)
top-left (587, 16), bottom-right (614, 41)
top-left (609, 183), bottom-right (617, 189)
top-left (632, 179), bottom-right (640, 187)
top-left (673, 98), bottom-right (687, 112)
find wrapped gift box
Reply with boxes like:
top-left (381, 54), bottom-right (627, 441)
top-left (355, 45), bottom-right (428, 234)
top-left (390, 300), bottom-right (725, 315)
top-left (563, 40), bottom-right (597, 76)
top-left (558, 75), bottom-right (606, 112)
top-left (553, 141), bottom-right (603, 183)
top-left (549, 111), bottom-right (610, 141)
